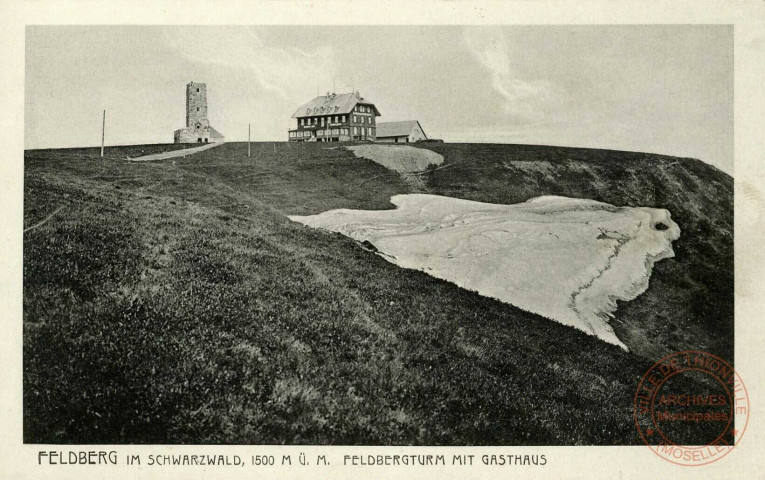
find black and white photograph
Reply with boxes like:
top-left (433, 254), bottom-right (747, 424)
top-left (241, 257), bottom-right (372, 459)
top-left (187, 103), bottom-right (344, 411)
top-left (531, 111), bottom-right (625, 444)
top-left (4, 2), bottom-right (765, 478)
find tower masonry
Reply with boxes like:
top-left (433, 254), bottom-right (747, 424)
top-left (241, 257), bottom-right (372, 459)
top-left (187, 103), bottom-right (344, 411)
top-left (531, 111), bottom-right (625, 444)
top-left (186, 82), bottom-right (209, 129)
top-left (174, 81), bottom-right (224, 144)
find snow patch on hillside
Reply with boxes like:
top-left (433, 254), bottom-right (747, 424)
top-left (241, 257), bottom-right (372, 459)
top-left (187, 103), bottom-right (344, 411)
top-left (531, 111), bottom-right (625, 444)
top-left (290, 194), bottom-right (680, 349)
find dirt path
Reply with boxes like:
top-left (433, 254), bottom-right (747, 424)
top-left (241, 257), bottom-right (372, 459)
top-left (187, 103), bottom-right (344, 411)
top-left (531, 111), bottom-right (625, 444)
top-left (128, 142), bottom-right (224, 162)
top-left (24, 206), bottom-right (66, 234)
top-left (347, 145), bottom-right (443, 173)
top-left (348, 144), bottom-right (446, 191)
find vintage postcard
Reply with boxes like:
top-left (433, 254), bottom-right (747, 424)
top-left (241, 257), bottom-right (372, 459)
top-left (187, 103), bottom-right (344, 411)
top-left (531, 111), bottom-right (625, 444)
top-left (2, 1), bottom-right (764, 479)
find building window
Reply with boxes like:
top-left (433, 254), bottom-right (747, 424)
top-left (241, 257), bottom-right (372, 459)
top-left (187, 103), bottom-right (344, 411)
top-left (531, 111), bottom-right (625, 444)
top-left (196, 88), bottom-right (200, 93)
top-left (342, 115), bottom-right (346, 123)
top-left (362, 127), bottom-right (366, 136)
top-left (197, 107), bottom-right (199, 112)
top-left (353, 127), bottom-right (357, 135)
top-left (321, 117), bottom-right (325, 126)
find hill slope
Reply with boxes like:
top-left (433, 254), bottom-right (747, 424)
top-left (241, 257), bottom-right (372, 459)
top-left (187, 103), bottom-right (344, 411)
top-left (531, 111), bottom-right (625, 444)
top-left (23, 142), bottom-right (732, 445)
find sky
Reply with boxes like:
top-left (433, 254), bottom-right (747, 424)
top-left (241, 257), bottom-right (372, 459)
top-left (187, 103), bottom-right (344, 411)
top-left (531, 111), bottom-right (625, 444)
top-left (25, 25), bottom-right (733, 173)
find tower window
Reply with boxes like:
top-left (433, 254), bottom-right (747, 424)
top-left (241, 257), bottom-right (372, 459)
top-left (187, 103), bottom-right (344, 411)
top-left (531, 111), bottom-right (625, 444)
top-left (197, 88), bottom-right (200, 93)
top-left (197, 107), bottom-right (199, 112)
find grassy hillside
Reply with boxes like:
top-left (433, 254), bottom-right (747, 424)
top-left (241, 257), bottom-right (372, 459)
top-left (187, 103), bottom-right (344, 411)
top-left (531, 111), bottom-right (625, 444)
top-left (23, 142), bottom-right (732, 445)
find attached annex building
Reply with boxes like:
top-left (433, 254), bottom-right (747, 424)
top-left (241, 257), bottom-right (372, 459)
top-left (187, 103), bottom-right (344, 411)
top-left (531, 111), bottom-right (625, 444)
top-left (289, 92), bottom-right (380, 142)
top-left (375, 120), bottom-right (428, 143)
top-left (174, 82), bottom-right (225, 144)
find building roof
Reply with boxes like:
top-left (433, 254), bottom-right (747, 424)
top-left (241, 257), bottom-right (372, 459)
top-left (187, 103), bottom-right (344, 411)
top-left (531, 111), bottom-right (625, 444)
top-left (292, 92), bottom-right (381, 118)
top-left (208, 126), bottom-right (225, 139)
top-left (376, 120), bottom-right (427, 139)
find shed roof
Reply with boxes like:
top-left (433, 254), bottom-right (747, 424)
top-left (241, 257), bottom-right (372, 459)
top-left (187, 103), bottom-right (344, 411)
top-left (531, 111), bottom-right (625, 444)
top-left (376, 120), bottom-right (427, 139)
top-left (292, 92), bottom-right (380, 118)
top-left (208, 126), bottom-right (225, 139)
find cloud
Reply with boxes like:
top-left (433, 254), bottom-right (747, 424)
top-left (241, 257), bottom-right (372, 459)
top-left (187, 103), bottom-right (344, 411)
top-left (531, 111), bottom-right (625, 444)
top-left (163, 27), bottom-right (335, 99)
top-left (463, 28), bottom-right (558, 122)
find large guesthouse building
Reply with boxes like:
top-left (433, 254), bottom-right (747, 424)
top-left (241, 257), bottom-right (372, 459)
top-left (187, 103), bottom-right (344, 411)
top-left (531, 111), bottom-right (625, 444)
top-left (289, 92), bottom-right (380, 142)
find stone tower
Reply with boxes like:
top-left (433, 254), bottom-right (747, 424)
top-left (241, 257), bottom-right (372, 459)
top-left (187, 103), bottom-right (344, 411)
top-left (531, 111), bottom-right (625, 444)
top-left (186, 82), bottom-right (209, 129)
top-left (173, 81), bottom-right (225, 144)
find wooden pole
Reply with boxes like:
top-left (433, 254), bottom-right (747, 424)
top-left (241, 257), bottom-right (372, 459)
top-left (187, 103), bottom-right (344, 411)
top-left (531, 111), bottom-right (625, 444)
top-left (100, 109), bottom-right (106, 159)
top-left (248, 123), bottom-right (251, 158)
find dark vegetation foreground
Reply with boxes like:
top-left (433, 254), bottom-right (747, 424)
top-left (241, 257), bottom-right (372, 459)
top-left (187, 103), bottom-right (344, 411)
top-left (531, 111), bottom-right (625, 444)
top-left (24, 142), bottom-right (733, 444)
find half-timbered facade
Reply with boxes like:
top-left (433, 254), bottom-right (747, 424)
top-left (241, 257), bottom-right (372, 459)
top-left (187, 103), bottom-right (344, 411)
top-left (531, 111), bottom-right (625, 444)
top-left (289, 92), bottom-right (381, 142)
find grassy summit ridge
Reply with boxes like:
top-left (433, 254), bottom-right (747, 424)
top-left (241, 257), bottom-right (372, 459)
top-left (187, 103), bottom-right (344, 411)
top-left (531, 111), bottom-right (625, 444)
top-left (23, 142), bottom-right (732, 445)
